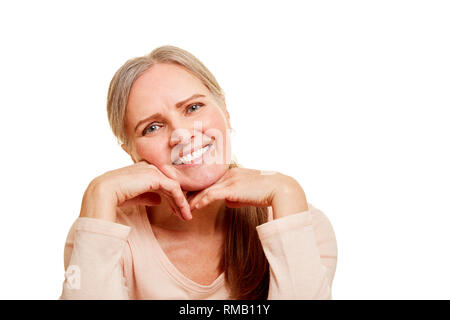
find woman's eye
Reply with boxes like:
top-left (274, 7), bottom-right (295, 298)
top-left (142, 103), bottom-right (204, 136)
top-left (186, 103), bottom-right (204, 113)
top-left (142, 123), bottom-right (161, 135)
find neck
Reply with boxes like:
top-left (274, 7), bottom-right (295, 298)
top-left (146, 191), bottom-right (227, 236)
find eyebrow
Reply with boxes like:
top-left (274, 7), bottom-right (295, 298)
top-left (134, 94), bottom-right (206, 133)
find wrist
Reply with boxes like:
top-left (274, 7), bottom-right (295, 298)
top-left (271, 175), bottom-right (308, 219)
top-left (80, 180), bottom-right (117, 222)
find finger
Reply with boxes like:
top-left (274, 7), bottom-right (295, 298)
top-left (146, 168), bottom-right (191, 220)
top-left (163, 193), bottom-right (186, 221)
top-left (159, 190), bottom-right (184, 220)
top-left (189, 184), bottom-right (227, 210)
top-left (194, 187), bottom-right (229, 210)
top-left (186, 169), bottom-right (233, 210)
top-left (148, 180), bottom-right (184, 221)
top-left (167, 200), bottom-right (183, 220)
top-left (185, 190), bottom-right (201, 203)
top-left (160, 179), bottom-right (192, 220)
top-left (166, 185), bottom-right (191, 220)
top-left (187, 169), bottom-right (232, 208)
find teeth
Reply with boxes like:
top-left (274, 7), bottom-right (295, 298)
top-left (174, 144), bottom-right (211, 165)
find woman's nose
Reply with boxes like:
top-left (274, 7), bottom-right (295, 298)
top-left (169, 128), bottom-right (193, 148)
top-left (169, 120), bottom-right (203, 148)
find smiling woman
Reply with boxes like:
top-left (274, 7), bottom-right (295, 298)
top-left (120, 61), bottom-right (232, 191)
top-left (59, 45), bottom-right (338, 300)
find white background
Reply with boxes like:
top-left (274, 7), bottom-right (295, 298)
top-left (0, 0), bottom-right (449, 299)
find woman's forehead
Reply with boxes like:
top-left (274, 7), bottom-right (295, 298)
top-left (127, 63), bottom-right (210, 115)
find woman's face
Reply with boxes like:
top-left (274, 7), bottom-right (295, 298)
top-left (123, 63), bottom-right (232, 191)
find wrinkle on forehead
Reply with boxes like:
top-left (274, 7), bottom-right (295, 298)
top-left (126, 65), bottom-right (210, 122)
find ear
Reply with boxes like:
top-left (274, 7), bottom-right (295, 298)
top-left (121, 143), bottom-right (137, 163)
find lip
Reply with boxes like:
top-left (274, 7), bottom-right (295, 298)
top-left (179, 139), bottom-right (214, 159)
top-left (173, 141), bottom-right (214, 167)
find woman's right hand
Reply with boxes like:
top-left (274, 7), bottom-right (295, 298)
top-left (79, 160), bottom-right (192, 222)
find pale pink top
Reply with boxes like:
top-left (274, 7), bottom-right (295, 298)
top-left (59, 202), bottom-right (337, 299)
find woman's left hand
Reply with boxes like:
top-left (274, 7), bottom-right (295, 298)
top-left (188, 167), bottom-right (309, 219)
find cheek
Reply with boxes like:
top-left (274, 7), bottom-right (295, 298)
top-left (200, 114), bottom-right (231, 167)
top-left (135, 139), bottom-right (168, 165)
top-left (201, 111), bottom-right (228, 138)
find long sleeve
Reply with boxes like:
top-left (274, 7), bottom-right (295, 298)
top-left (256, 205), bottom-right (337, 299)
top-left (59, 217), bottom-right (132, 300)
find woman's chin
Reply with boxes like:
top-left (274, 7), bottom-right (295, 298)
top-left (179, 176), bottom-right (222, 192)
top-left (177, 165), bottom-right (229, 191)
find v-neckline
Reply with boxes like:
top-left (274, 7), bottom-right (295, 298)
top-left (139, 205), bottom-right (225, 293)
